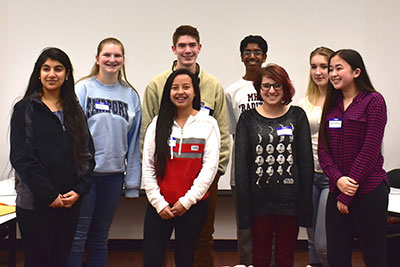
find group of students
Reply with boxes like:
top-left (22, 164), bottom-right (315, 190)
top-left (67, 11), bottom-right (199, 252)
top-left (227, 38), bottom-right (388, 267)
top-left (9, 24), bottom-right (389, 267)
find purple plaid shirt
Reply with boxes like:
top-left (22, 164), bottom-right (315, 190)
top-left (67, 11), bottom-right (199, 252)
top-left (318, 91), bottom-right (388, 206)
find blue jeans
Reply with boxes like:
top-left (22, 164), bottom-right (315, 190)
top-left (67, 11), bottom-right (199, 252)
top-left (67, 173), bottom-right (124, 267)
top-left (306, 172), bottom-right (329, 266)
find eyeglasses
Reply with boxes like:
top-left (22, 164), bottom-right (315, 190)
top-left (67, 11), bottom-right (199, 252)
top-left (242, 50), bottom-right (264, 56)
top-left (260, 83), bottom-right (283, 91)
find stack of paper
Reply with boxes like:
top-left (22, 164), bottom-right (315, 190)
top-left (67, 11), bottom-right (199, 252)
top-left (0, 178), bottom-right (16, 216)
top-left (0, 204), bottom-right (15, 216)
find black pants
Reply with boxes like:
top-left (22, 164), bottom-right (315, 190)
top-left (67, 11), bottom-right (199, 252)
top-left (387, 222), bottom-right (400, 267)
top-left (326, 182), bottom-right (389, 267)
top-left (143, 199), bottom-right (208, 267)
top-left (16, 204), bottom-right (80, 267)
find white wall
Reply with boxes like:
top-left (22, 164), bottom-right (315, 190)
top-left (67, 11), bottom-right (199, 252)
top-left (1, 0), bottom-right (10, 178)
top-left (2, 0), bottom-right (400, 238)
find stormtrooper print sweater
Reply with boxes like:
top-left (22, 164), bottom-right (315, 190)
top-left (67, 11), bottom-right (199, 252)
top-left (235, 106), bottom-right (314, 229)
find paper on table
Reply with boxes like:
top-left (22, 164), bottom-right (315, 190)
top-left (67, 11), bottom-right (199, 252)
top-left (388, 187), bottom-right (400, 214)
top-left (0, 205), bottom-right (16, 216)
top-left (0, 178), bottom-right (16, 196)
top-left (390, 187), bottom-right (400, 195)
top-left (0, 196), bottom-right (16, 206)
top-left (0, 178), bottom-right (17, 216)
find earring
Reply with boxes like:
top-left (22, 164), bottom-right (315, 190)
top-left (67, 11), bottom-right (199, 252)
top-left (38, 77), bottom-right (41, 80)
top-left (66, 77), bottom-right (69, 81)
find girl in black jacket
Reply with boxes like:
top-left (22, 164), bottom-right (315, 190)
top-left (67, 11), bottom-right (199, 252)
top-left (235, 64), bottom-right (313, 267)
top-left (10, 47), bottom-right (95, 267)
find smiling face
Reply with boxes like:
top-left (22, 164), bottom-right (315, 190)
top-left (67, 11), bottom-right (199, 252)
top-left (172, 35), bottom-right (201, 70)
top-left (170, 74), bottom-right (196, 111)
top-left (260, 76), bottom-right (284, 106)
top-left (241, 43), bottom-right (266, 72)
top-left (40, 58), bottom-right (68, 96)
top-left (310, 54), bottom-right (329, 88)
top-left (329, 55), bottom-right (360, 91)
top-left (96, 43), bottom-right (124, 75)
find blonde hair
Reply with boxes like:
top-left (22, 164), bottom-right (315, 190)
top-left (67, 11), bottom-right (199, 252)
top-left (306, 46), bottom-right (334, 104)
top-left (78, 37), bottom-right (137, 94)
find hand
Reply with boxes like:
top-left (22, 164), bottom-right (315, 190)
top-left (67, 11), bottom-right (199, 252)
top-left (61, 191), bottom-right (80, 208)
top-left (158, 206), bottom-right (175, 220)
top-left (171, 201), bottom-right (187, 217)
top-left (49, 194), bottom-right (64, 208)
top-left (337, 176), bottom-right (359, 196)
top-left (337, 200), bottom-right (349, 215)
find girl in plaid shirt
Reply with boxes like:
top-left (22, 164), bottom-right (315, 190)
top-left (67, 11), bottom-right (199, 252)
top-left (319, 49), bottom-right (389, 267)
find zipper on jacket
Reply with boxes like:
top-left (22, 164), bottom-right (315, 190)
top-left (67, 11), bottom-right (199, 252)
top-left (179, 128), bottom-right (183, 156)
top-left (169, 137), bottom-right (174, 159)
top-left (34, 99), bottom-right (66, 131)
top-left (33, 99), bottom-right (68, 150)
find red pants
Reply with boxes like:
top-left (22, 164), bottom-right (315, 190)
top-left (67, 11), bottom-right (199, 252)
top-left (251, 215), bottom-right (299, 267)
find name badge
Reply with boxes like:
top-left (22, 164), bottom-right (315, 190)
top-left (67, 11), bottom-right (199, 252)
top-left (277, 126), bottom-right (293, 136)
top-left (329, 118), bottom-right (342, 128)
top-left (191, 145), bottom-right (199, 151)
top-left (95, 102), bottom-right (110, 111)
top-left (168, 137), bottom-right (176, 147)
top-left (200, 105), bottom-right (210, 115)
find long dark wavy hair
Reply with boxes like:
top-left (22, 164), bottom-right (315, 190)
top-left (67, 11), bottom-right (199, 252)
top-left (319, 49), bottom-right (376, 152)
top-left (155, 69), bottom-right (201, 178)
top-left (24, 47), bottom-right (88, 172)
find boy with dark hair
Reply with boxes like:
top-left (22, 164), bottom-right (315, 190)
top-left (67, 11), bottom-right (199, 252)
top-left (225, 35), bottom-right (268, 266)
top-left (172, 25), bottom-right (200, 45)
